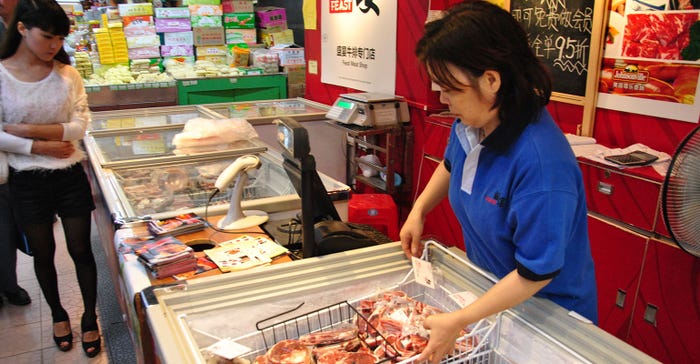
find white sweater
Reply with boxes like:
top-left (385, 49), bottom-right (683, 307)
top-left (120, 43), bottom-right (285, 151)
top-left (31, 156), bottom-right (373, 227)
top-left (0, 61), bottom-right (90, 171)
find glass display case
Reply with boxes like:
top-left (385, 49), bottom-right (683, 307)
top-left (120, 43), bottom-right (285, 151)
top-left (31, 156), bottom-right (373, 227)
top-left (141, 242), bottom-right (658, 364)
top-left (86, 103), bottom-right (350, 223)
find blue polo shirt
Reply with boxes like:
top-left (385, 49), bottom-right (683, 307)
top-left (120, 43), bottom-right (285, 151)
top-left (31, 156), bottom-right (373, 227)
top-left (443, 109), bottom-right (598, 323)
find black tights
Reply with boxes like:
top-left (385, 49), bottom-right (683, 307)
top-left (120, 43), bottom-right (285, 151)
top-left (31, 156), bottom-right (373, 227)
top-left (24, 213), bottom-right (97, 325)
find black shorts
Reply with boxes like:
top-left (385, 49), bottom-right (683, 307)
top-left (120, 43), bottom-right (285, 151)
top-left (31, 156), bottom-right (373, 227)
top-left (9, 163), bottom-right (95, 225)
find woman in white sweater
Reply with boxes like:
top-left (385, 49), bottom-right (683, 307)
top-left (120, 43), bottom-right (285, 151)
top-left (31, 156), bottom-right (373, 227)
top-left (0, 0), bottom-right (100, 357)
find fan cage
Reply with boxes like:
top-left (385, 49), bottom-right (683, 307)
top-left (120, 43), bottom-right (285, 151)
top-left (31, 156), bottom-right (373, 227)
top-left (661, 125), bottom-right (700, 258)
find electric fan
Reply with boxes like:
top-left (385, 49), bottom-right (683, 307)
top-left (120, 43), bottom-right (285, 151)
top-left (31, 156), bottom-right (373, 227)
top-left (661, 125), bottom-right (700, 258)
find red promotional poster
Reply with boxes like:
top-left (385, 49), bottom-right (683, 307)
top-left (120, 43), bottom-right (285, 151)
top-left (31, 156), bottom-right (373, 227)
top-left (598, 1), bottom-right (700, 123)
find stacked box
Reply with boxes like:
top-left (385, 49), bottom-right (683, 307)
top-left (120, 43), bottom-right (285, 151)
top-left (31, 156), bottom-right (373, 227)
top-left (223, 9), bottom-right (256, 45)
top-left (197, 45), bottom-right (228, 64)
top-left (254, 6), bottom-right (286, 28)
top-left (222, 0), bottom-right (254, 13)
top-left (108, 22), bottom-right (129, 64)
top-left (123, 17), bottom-right (159, 60)
top-left (269, 44), bottom-right (305, 67)
top-left (284, 64), bottom-right (306, 98)
top-left (255, 6), bottom-right (289, 47)
top-left (94, 28), bottom-right (115, 64)
top-left (154, 6), bottom-right (193, 63)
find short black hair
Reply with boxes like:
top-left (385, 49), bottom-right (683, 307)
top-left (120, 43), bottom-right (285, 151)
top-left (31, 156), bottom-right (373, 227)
top-left (416, 0), bottom-right (552, 128)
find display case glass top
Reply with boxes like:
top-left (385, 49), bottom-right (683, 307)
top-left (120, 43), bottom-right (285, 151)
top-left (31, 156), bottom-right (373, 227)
top-left (84, 126), bottom-right (266, 169)
top-left (203, 98), bottom-right (330, 125)
top-left (88, 105), bottom-right (219, 133)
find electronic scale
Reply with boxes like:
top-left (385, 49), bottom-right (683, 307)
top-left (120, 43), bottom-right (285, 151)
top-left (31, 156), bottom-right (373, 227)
top-left (325, 92), bottom-right (410, 127)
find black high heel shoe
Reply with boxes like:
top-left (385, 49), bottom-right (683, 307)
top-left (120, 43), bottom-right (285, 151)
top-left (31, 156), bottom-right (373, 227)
top-left (81, 314), bottom-right (101, 358)
top-left (53, 320), bottom-right (73, 352)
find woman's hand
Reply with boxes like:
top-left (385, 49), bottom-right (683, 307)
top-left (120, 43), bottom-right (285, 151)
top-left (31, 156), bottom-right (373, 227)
top-left (31, 140), bottom-right (75, 158)
top-left (399, 210), bottom-right (425, 259)
top-left (417, 311), bottom-right (465, 364)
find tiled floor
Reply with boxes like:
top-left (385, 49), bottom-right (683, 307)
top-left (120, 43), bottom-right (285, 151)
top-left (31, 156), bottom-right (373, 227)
top-left (0, 221), bottom-right (108, 364)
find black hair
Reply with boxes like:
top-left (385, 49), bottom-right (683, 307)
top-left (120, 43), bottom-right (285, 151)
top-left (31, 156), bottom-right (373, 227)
top-left (0, 0), bottom-right (71, 64)
top-left (415, 0), bottom-right (552, 128)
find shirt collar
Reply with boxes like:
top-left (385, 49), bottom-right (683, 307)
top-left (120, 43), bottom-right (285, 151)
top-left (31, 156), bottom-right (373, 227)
top-left (481, 118), bottom-right (528, 154)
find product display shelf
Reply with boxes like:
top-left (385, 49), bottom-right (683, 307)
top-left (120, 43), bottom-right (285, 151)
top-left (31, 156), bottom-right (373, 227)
top-left (141, 241), bottom-right (658, 364)
top-left (175, 73), bottom-right (287, 105)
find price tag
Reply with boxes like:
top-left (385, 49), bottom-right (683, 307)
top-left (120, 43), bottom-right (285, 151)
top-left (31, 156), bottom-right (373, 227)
top-left (412, 257), bottom-right (435, 289)
top-left (203, 338), bottom-right (251, 360)
top-left (450, 291), bottom-right (478, 308)
top-left (131, 134), bottom-right (165, 155)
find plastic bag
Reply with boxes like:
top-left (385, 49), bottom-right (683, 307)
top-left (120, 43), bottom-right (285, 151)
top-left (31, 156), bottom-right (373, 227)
top-left (171, 117), bottom-right (259, 155)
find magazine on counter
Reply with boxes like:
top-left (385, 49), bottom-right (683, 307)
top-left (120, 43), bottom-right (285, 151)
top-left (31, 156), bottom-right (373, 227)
top-left (147, 212), bottom-right (206, 237)
top-left (204, 244), bottom-right (272, 273)
top-left (135, 236), bottom-right (194, 265)
top-left (216, 235), bottom-right (289, 259)
top-left (144, 255), bottom-right (199, 279)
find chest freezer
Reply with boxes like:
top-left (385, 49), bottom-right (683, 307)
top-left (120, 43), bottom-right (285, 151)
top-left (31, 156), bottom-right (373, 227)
top-left (90, 151), bottom-right (350, 223)
top-left (140, 241), bottom-right (658, 364)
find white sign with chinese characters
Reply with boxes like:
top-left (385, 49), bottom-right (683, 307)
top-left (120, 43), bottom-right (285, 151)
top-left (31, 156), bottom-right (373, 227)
top-left (321, 0), bottom-right (397, 94)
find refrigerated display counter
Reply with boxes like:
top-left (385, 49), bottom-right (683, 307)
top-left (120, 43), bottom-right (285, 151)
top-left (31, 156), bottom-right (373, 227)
top-left (86, 102), bottom-right (350, 223)
top-left (141, 241), bottom-right (658, 363)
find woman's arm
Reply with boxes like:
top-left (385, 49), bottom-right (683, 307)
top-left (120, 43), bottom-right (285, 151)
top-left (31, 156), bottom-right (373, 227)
top-left (0, 129), bottom-right (75, 158)
top-left (418, 270), bottom-right (551, 363)
top-left (400, 160), bottom-right (451, 258)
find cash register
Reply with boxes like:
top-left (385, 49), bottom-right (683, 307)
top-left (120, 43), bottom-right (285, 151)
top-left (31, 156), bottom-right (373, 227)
top-left (274, 117), bottom-right (388, 257)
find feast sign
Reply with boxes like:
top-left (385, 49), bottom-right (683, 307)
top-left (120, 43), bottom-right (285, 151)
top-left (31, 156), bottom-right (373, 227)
top-left (321, 0), bottom-right (397, 94)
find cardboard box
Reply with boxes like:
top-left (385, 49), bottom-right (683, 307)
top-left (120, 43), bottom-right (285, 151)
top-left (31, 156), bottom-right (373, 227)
top-left (126, 34), bottom-right (160, 48)
top-left (287, 82), bottom-right (305, 98)
top-left (270, 44), bottom-right (305, 66)
top-left (196, 45), bottom-right (228, 56)
top-left (128, 46), bottom-right (160, 59)
top-left (183, 0), bottom-right (220, 5)
top-left (260, 28), bottom-right (294, 47)
top-left (154, 7), bottom-right (190, 18)
top-left (193, 26), bottom-right (225, 46)
top-left (189, 4), bottom-right (223, 16)
top-left (163, 31), bottom-right (194, 46)
top-left (161, 44), bottom-right (195, 57)
top-left (118, 3), bottom-right (153, 17)
top-left (283, 65), bottom-right (306, 84)
top-left (123, 24), bottom-right (156, 37)
top-left (222, 0), bottom-right (254, 13)
top-left (225, 28), bottom-right (256, 44)
top-left (223, 13), bottom-right (255, 29)
top-left (191, 15), bottom-right (223, 27)
top-left (155, 18), bottom-right (191, 33)
top-left (254, 6), bottom-right (286, 27)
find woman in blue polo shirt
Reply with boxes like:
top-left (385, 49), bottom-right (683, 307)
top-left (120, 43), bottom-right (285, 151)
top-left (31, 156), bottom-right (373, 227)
top-left (399, 1), bottom-right (598, 362)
